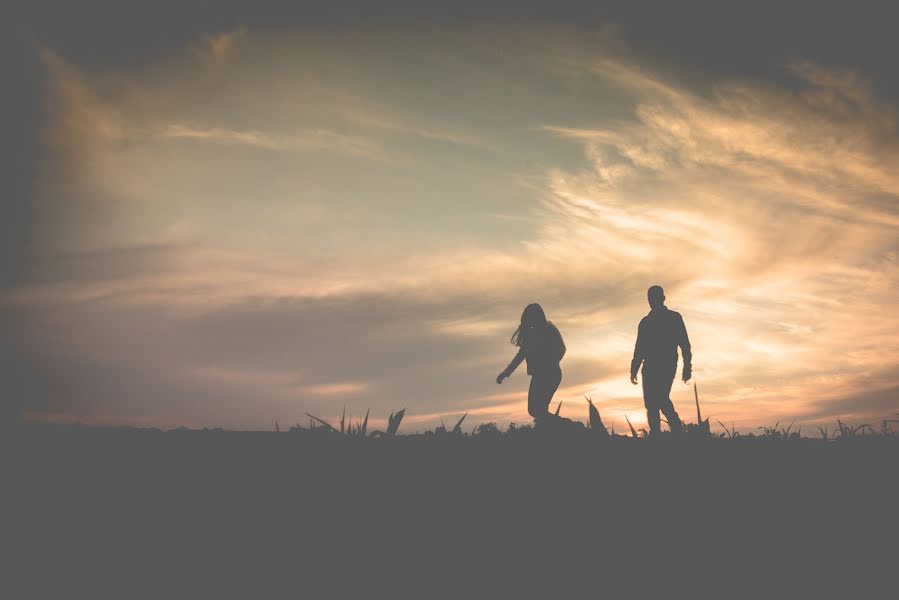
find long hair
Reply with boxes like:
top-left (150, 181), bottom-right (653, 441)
top-left (511, 303), bottom-right (547, 347)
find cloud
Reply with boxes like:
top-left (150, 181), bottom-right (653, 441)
top-left (550, 57), bottom-right (899, 223)
top-left (532, 55), bottom-right (899, 428)
top-left (302, 381), bottom-right (370, 396)
top-left (191, 28), bottom-right (248, 63)
top-left (160, 123), bottom-right (384, 158)
top-left (338, 107), bottom-right (496, 149)
top-left (14, 27), bottom-right (899, 431)
top-left (7, 292), bottom-right (527, 430)
top-left (37, 45), bottom-right (388, 167)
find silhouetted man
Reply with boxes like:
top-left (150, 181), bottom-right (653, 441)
top-left (630, 285), bottom-right (691, 435)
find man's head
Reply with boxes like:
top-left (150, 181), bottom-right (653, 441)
top-left (647, 285), bottom-right (665, 309)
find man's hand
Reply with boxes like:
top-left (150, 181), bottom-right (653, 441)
top-left (496, 373), bottom-right (506, 384)
top-left (630, 374), bottom-right (638, 385)
top-left (682, 368), bottom-right (692, 383)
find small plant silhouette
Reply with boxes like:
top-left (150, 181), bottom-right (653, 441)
top-left (716, 420), bottom-right (738, 439)
top-left (836, 420), bottom-right (873, 439)
top-left (584, 395), bottom-right (609, 437)
top-left (625, 415), bottom-right (640, 438)
top-left (370, 409), bottom-right (406, 437)
top-left (880, 417), bottom-right (899, 437)
top-left (432, 412), bottom-right (469, 436)
top-left (474, 422), bottom-right (502, 439)
top-left (693, 382), bottom-right (710, 434)
top-left (756, 421), bottom-right (801, 440)
top-left (303, 407), bottom-right (405, 437)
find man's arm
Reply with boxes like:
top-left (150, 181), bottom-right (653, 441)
top-left (678, 314), bottom-right (692, 382)
top-left (630, 321), bottom-right (644, 384)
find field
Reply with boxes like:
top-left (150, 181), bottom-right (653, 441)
top-left (7, 419), bottom-right (898, 597)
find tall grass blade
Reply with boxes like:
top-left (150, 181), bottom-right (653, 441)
top-left (305, 413), bottom-right (338, 433)
top-left (554, 401), bottom-right (562, 417)
top-left (360, 408), bottom-right (369, 437)
top-left (694, 381), bottom-right (702, 424)
top-left (585, 395), bottom-right (608, 437)
top-left (626, 415), bottom-right (639, 438)
top-left (452, 412), bottom-right (468, 434)
top-left (715, 419), bottom-right (731, 438)
top-left (387, 409), bottom-right (405, 436)
top-left (340, 405), bottom-right (346, 435)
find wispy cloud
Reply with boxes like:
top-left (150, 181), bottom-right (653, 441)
top-left (338, 107), bottom-right (496, 149)
top-left (16, 28), bottom-right (899, 431)
top-left (160, 123), bottom-right (384, 158)
top-left (302, 381), bottom-right (371, 396)
top-left (191, 28), bottom-right (248, 63)
top-left (530, 53), bottom-right (899, 427)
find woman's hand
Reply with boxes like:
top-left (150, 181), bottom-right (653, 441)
top-left (496, 373), bottom-right (506, 384)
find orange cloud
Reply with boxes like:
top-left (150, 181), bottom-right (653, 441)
top-left (14, 27), bottom-right (899, 432)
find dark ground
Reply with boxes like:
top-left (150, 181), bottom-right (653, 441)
top-left (5, 424), bottom-right (898, 597)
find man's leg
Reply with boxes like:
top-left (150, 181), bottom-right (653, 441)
top-left (642, 375), bottom-right (662, 434)
top-left (659, 389), bottom-right (682, 433)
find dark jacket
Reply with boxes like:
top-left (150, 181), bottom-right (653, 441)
top-left (504, 322), bottom-right (566, 377)
top-left (630, 306), bottom-right (692, 378)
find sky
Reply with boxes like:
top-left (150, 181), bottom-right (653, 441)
top-left (5, 3), bottom-right (899, 432)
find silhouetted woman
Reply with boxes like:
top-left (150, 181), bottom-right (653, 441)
top-left (496, 303), bottom-right (566, 421)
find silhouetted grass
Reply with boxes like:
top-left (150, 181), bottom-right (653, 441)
top-left (291, 394), bottom-right (899, 443)
top-left (286, 405), bottom-right (899, 443)
top-left (14, 408), bottom-right (897, 597)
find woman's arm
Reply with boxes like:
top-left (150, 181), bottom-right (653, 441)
top-left (497, 348), bottom-right (526, 383)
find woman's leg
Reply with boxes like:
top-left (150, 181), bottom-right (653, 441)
top-left (528, 368), bottom-right (562, 419)
top-left (527, 377), bottom-right (548, 419)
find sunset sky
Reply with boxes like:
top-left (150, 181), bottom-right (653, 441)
top-left (6, 4), bottom-right (899, 432)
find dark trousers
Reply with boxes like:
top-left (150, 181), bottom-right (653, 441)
top-left (642, 366), bottom-right (682, 434)
top-left (528, 366), bottom-right (562, 419)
